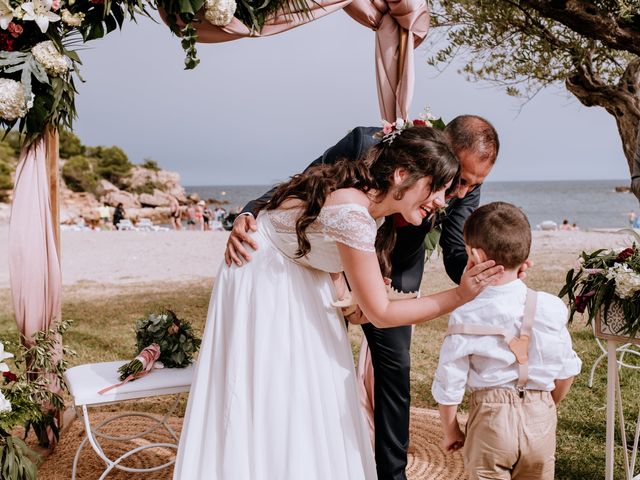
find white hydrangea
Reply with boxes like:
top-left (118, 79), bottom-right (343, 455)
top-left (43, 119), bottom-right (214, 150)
top-left (0, 79), bottom-right (31, 121)
top-left (0, 390), bottom-right (11, 414)
top-left (32, 40), bottom-right (69, 76)
top-left (607, 263), bottom-right (640, 299)
top-left (203, 0), bottom-right (236, 26)
top-left (61, 9), bottom-right (84, 26)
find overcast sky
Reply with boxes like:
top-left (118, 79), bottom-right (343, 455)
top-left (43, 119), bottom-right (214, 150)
top-left (72, 11), bottom-right (629, 186)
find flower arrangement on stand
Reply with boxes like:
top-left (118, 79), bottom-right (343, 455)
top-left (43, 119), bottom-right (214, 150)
top-left (560, 230), bottom-right (640, 340)
top-left (0, 320), bottom-right (74, 480)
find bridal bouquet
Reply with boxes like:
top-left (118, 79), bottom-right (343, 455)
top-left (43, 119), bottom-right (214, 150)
top-left (559, 230), bottom-right (640, 337)
top-left (118, 309), bottom-right (201, 381)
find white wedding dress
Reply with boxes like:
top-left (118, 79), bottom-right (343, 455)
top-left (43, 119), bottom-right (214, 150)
top-left (173, 204), bottom-right (378, 480)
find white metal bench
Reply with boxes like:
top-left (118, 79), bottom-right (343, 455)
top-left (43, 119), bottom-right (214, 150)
top-left (64, 361), bottom-right (194, 479)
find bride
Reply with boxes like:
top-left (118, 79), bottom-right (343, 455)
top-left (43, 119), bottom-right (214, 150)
top-left (173, 126), bottom-right (503, 479)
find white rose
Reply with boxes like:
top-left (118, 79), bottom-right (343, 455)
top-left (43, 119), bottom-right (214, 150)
top-left (203, 0), bottom-right (236, 26)
top-left (0, 390), bottom-right (11, 414)
top-left (395, 118), bottom-right (405, 129)
top-left (0, 79), bottom-right (30, 121)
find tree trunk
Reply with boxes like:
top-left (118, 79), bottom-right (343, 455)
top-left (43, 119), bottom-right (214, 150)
top-left (566, 57), bottom-right (640, 200)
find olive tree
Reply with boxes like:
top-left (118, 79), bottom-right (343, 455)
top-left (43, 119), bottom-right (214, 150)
top-left (428, 0), bottom-right (640, 198)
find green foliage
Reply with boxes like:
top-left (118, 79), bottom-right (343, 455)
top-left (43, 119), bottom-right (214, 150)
top-left (427, 1), bottom-right (634, 99)
top-left (141, 158), bottom-right (161, 171)
top-left (131, 181), bottom-right (165, 195)
top-left (61, 155), bottom-right (98, 193)
top-left (91, 146), bottom-right (132, 188)
top-left (59, 130), bottom-right (85, 158)
top-left (0, 437), bottom-right (38, 480)
top-left (133, 309), bottom-right (201, 368)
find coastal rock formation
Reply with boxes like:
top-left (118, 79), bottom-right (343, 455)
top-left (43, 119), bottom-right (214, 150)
top-left (103, 190), bottom-right (141, 209)
top-left (139, 189), bottom-right (174, 208)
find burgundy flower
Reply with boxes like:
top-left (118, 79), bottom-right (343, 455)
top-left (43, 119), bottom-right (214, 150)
top-left (7, 23), bottom-right (23, 39)
top-left (616, 247), bottom-right (635, 262)
top-left (575, 291), bottom-right (596, 313)
top-left (90, 0), bottom-right (105, 5)
top-left (413, 119), bottom-right (426, 126)
top-left (0, 32), bottom-right (15, 52)
top-left (2, 371), bottom-right (17, 382)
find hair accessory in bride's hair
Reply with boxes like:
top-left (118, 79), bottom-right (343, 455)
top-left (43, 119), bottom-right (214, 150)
top-left (377, 107), bottom-right (446, 145)
top-left (332, 284), bottom-right (419, 309)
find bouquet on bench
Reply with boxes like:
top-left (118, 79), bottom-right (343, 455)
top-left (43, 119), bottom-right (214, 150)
top-left (117, 309), bottom-right (201, 382)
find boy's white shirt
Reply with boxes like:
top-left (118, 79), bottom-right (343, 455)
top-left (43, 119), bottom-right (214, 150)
top-left (432, 279), bottom-right (582, 405)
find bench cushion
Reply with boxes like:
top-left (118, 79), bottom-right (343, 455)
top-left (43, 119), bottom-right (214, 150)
top-left (64, 361), bottom-right (194, 406)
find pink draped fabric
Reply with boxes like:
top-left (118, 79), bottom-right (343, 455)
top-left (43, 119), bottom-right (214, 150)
top-left (182, 0), bottom-right (353, 43)
top-left (9, 138), bottom-right (62, 346)
top-left (344, 0), bottom-right (429, 120)
top-left (164, 0), bottom-right (429, 122)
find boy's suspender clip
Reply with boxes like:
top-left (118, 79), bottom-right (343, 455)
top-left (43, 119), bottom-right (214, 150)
top-left (445, 289), bottom-right (539, 394)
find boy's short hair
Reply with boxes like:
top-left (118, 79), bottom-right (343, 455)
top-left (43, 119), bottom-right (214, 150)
top-left (464, 202), bottom-right (531, 269)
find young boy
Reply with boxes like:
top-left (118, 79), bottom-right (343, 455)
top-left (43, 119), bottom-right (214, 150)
top-left (432, 202), bottom-right (582, 480)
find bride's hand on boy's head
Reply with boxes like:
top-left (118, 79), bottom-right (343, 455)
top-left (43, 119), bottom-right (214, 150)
top-left (458, 259), bottom-right (504, 303)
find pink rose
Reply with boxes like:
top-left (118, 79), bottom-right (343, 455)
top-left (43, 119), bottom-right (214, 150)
top-left (52, 0), bottom-right (60, 9)
top-left (7, 23), bottom-right (23, 38)
top-left (382, 123), bottom-right (394, 135)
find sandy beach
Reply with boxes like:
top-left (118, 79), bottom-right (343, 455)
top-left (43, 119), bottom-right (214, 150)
top-left (0, 225), bottom-right (636, 297)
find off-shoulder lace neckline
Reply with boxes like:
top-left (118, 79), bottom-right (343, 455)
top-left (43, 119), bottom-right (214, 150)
top-left (273, 203), bottom-right (375, 220)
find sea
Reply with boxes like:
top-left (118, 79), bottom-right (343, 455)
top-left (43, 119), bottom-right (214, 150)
top-left (186, 180), bottom-right (640, 230)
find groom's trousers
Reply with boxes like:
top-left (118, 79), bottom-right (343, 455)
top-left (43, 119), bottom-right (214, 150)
top-left (361, 239), bottom-right (425, 480)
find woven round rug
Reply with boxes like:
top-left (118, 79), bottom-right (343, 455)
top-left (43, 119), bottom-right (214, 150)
top-left (38, 407), bottom-right (465, 479)
top-left (407, 407), bottom-right (468, 480)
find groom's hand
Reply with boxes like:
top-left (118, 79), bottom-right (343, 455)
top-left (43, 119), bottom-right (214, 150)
top-left (224, 214), bottom-right (259, 267)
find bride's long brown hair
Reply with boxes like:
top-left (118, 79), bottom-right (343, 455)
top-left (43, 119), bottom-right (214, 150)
top-left (260, 127), bottom-right (459, 275)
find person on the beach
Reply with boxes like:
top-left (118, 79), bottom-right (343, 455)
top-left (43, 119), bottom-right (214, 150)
top-left (174, 126), bottom-right (505, 480)
top-left (629, 210), bottom-right (637, 228)
top-left (559, 218), bottom-right (571, 231)
top-left (186, 201), bottom-right (196, 230)
top-left (97, 203), bottom-right (111, 229)
top-left (225, 115), bottom-right (507, 480)
top-left (203, 203), bottom-right (213, 231)
top-left (433, 202), bottom-right (581, 480)
top-left (196, 200), bottom-right (206, 230)
top-left (112, 203), bottom-right (125, 229)
top-left (169, 196), bottom-right (181, 230)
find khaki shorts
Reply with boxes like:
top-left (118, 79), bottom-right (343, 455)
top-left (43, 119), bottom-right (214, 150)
top-left (463, 389), bottom-right (557, 480)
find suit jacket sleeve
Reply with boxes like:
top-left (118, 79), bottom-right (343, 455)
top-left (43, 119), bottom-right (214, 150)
top-left (242, 127), bottom-right (379, 216)
top-left (439, 185), bottom-right (482, 284)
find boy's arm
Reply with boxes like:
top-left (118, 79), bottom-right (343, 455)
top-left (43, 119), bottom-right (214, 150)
top-left (551, 376), bottom-right (574, 405)
top-left (438, 404), bottom-right (465, 453)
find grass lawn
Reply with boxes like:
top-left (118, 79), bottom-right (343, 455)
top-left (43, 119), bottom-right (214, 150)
top-left (0, 265), bottom-right (639, 479)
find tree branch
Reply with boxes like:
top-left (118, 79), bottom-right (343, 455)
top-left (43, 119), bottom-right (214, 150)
top-left (518, 0), bottom-right (640, 55)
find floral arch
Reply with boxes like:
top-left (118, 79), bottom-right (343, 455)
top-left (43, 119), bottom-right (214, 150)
top-left (2, 0), bottom-right (427, 463)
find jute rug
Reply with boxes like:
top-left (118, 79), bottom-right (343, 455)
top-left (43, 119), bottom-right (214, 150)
top-left (38, 407), bottom-right (466, 479)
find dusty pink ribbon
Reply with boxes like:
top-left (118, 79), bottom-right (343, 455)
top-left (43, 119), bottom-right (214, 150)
top-left (98, 344), bottom-right (162, 395)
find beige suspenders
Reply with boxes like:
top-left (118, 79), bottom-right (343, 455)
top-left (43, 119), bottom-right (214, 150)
top-left (445, 289), bottom-right (538, 390)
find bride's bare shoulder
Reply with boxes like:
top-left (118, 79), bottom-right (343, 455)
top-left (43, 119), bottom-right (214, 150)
top-left (325, 188), bottom-right (369, 208)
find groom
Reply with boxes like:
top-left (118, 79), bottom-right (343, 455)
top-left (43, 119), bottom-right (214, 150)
top-left (224, 115), bottom-right (500, 480)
